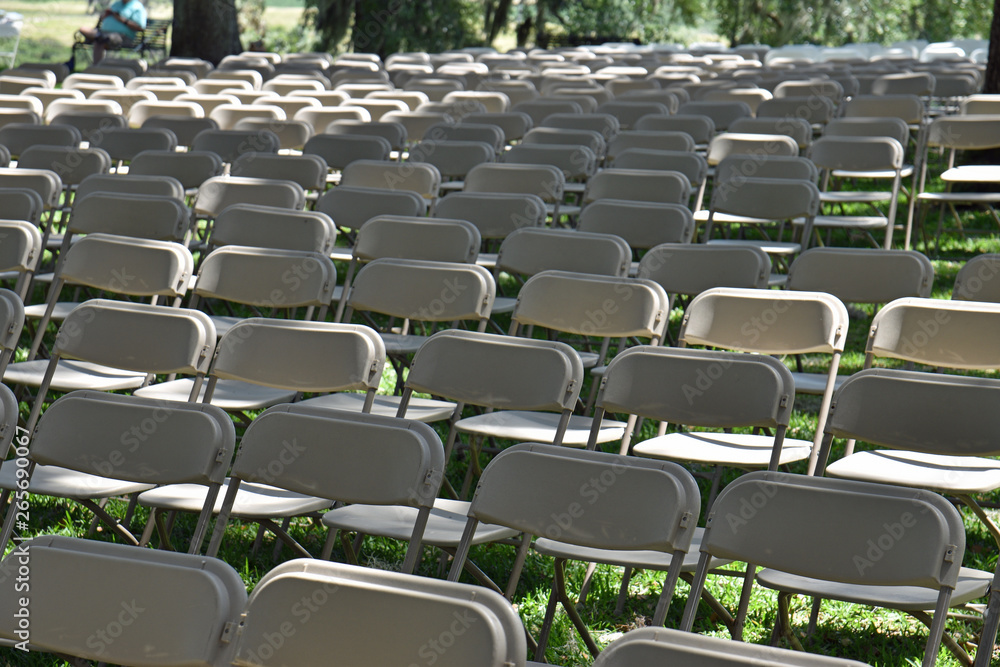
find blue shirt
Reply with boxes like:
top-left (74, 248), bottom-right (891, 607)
top-left (100, 0), bottom-right (147, 41)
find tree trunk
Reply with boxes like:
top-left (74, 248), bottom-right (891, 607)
top-left (984, 0), bottom-right (1000, 93)
top-left (487, 0), bottom-right (513, 46)
top-left (170, 0), bottom-right (242, 65)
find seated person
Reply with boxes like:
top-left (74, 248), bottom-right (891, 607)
top-left (75, 0), bottom-right (147, 64)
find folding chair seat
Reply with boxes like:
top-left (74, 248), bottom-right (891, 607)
top-left (677, 100), bottom-right (753, 132)
top-left (0, 535), bottom-right (246, 666)
top-left (610, 149), bottom-right (709, 209)
top-left (230, 152), bottom-right (328, 197)
top-left (190, 128), bottom-right (281, 165)
top-left (209, 203), bottom-right (337, 255)
top-left (0, 390), bottom-right (235, 553)
top-left (339, 159), bottom-right (441, 206)
top-left (140, 115), bottom-right (219, 147)
top-left (680, 471), bottom-right (990, 667)
top-left (594, 627), bottom-right (872, 667)
top-left (26, 234), bottom-right (193, 360)
top-left (464, 162), bottom-right (567, 221)
top-left (636, 112), bottom-right (715, 149)
top-left (0, 123), bottom-right (81, 158)
top-left (446, 442), bottom-right (701, 659)
top-left (0, 218), bottom-right (41, 301)
top-left (315, 184), bottom-right (425, 235)
top-left (729, 116), bottom-right (812, 152)
top-left (807, 136), bottom-right (906, 248)
top-left (463, 111), bottom-right (533, 142)
top-left (953, 254), bottom-right (1000, 302)
top-left (425, 121), bottom-right (505, 153)
top-left (912, 115), bottom-right (1000, 251)
top-left (677, 286), bottom-right (849, 468)
top-left (4, 300), bottom-right (217, 431)
top-left (232, 559), bottom-right (525, 665)
top-left (86, 126), bottom-right (178, 165)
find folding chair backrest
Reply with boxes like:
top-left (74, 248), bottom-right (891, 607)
top-left (68, 192), bottom-right (189, 241)
top-left (50, 111), bottom-right (128, 138)
top-left (0, 219), bottom-right (41, 274)
top-left (0, 122), bottom-right (80, 156)
top-left (87, 126), bottom-right (178, 162)
top-left (194, 176), bottom-right (305, 217)
top-left (230, 404), bottom-right (441, 507)
top-left (822, 368), bottom-right (1000, 457)
top-left (539, 112), bottom-right (618, 140)
top-left (635, 113), bottom-right (715, 144)
top-left (702, 471), bottom-right (964, 590)
top-left (787, 247), bottom-right (933, 304)
top-left (594, 627), bottom-right (873, 667)
top-left (140, 116), bottom-right (219, 147)
top-left (497, 228), bottom-right (631, 277)
top-left (471, 442), bottom-right (699, 552)
top-left (211, 204), bottom-right (337, 254)
top-left (709, 176), bottom-right (820, 221)
top-left (464, 162), bottom-right (565, 204)
top-left (340, 159), bottom-right (441, 200)
top-left (408, 139), bottom-right (495, 179)
top-left (866, 298), bottom-right (1000, 370)
top-left (59, 234), bottom-right (192, 298)
top-left (303, 133), bottom-right (391, 169)
top-left (512, 270), bottom-right (668, 339)
top-left (30, 390), bottom-right (235, 487)
top-left (76, 173), bottom-right (186, 201)
top-left (504, 143), bottom-right (597, 181)
top-left (0, 535), bottom-right (246, 667)
top-left (18, 145), bottom-right (111, 187)
top-left (809, 135), bottom-right (904, 172)
top-left (315, 185), bottom-right (426, 232)
top-left (578, 200), bottom-right (694, 249)
top-left (583, 168), bottom-right (691, 205)
top-left (924, 115), bottom-right (1000, 150)
top-left (597, 101), bottom-right (671, 130)
top-left (824, 116), bottom-right (911, 146)
top-left (598, 346), bottom-right (795, 431)
top-left (433, 191), bottom-right (546, 239)
top-left (953, 254), bottom-right (1000, 302)
top-left (0, 290), bottom-right (24, 374)
top-left (729, 116), bottom-right (813, 149)
top-left (425, 122), bottom-right (505, 152)
top-left (325, 119), bottom-right (408, 150)
top-left (714, 154), bottom-right (819, 183)
top-left (194, 246), bottom-right (335, 310)
top-left (677, 100), bottom-right (753, 131)
top-left (53, 300), bottom-right (216, 375)
top-left (347, 258), bottom-right (494, 323)
top-left (706, 132), bottom-right (800, 166)
top-left (521, 127), bottom-right (606, 157)
top-left (353, 215), bottom-right (480, 262)
top-left (191, 128), bottom-right (281, 163)
top-left (128, 149), bottom-right (225, 191)
top-left (464, 111), bottom-right (533, 142)
top-left (236, 559), bottom-right (525, 667)
top-left (405, 329), bottom-right (583, 411)
top-left (607, 130), bottom-right (696, 158)
top-left (638, 243), bottom-right (771, 296)
top-left (756, 96), bottom-right (836, 125)
top-left (230, 152), bottom-right (328, 192)
top-left (681, 287), bottom-right (849, 355)
top-left (841, 94), bottom-right (924, 125)
top-left (210, 319), bottom-right (385, 394)
top-left (0, 168), bottom-right (61, 209)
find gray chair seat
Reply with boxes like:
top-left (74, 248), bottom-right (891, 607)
top-left (138, 480), bottom-right (333, 517)
top-left (821, 191), bottom-right (894, 204)
top-left (381, 333), bottom-right (434, 356)
top-left (489, 295), bottom-right (516, 315)
top-left (457, 411), bottom-right (626, 447)
top-left (706, 239), bottom-right (802, 256)
top-left (134, 378), bottom-right (297, 410)
top-left (0, 462), bottom-right (154, 497)
top-left (475, 252), bottom-right (498, 269)
top-left (797, 215), bottom-right (887, 230)
top-left (633, 432), bottom-right (812, 467)
top-left (534, 526), bottom-right (730, 571)
top-left (756, 566), bottom-right (992, 612)
top-left (322, 497), bottom-right (517, 548)
top-left (297, 391), bottom-right (457, 422)
top-left (827, 450), bottom-right (1000, 495)
top-left (4, 360), bottom-right (147, 392)
top-left (208, 314), bottom-right (241, 337)
top-left (23, 302), bottom-right (77, 321)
